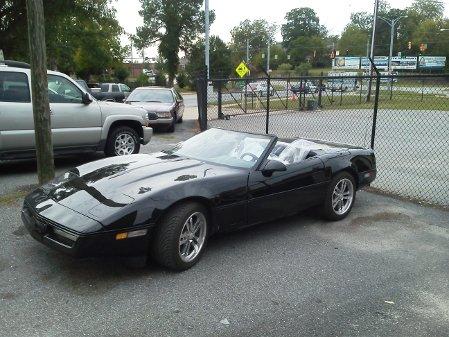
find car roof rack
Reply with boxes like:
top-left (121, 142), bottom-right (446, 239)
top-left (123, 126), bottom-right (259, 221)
top-left (0, 60), bottom-right (31, 69)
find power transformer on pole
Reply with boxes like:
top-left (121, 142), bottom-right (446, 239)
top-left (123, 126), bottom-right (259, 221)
top-left (26, 0), bottom-right (55, 184)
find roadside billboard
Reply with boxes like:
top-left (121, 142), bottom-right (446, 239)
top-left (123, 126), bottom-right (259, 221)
top-left (332, 57), bottom-right (360, 70)
top-left (391, 56), bottom-right (417, 70)
top-left (418, 56), bottom-right (446, 69)
top-left (361, 56), bottom-right (389, 70)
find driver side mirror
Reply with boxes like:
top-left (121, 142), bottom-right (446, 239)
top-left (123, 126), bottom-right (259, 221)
top-left (82, 92), bottom-right (93, 105)
top-left (261, 160), bottom-right (287, 177)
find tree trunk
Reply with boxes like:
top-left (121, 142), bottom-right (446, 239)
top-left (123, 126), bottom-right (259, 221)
top-left (26, 0), bottom-right (55, 185)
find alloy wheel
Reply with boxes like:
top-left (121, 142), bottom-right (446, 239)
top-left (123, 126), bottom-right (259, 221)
top-left (114, 133), bottom-right (136, 156)
top-left (332, 178), bottom-right (354, 215)
top-left (178, 212), bottom-right (207, 263)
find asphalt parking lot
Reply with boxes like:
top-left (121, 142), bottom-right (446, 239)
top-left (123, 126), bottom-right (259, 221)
top-left (1, 111), bottom-right (448, 337)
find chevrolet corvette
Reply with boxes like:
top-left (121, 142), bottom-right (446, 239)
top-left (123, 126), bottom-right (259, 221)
top-left (22, 128), bottom-right (376, 270)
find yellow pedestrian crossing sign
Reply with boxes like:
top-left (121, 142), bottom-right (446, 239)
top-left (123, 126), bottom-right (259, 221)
top-left (235, 61), bottom-right (249, 78)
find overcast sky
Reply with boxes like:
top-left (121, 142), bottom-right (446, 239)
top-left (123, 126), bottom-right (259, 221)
top-left (114, 0), bottom-right (449, 58)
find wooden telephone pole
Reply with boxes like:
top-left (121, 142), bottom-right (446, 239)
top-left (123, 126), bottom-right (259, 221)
top-left (26, 0), bottom-right (55, 184)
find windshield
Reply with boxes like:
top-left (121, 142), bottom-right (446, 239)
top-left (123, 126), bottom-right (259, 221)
top-left (127, 88), bottom-right (174, 103)
top-left (163, 129), bottom-right (272, 169)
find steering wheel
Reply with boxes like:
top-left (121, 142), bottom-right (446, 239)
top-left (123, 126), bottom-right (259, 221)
top-left (240, 152), bottom-right (258, 162)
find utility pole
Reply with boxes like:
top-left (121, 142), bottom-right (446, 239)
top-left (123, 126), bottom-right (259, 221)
top-left (26, 0), bottom-right (54, 184)
top-left (205, 0), bottom-right (210, 79)
top-left (246, 39), bottom-right (249, 63)
top-left (367, 0), bottom-right (380, 101)
top-left (379, 16), bottom-right (408, 71)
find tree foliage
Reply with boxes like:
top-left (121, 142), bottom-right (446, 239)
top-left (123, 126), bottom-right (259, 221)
top-left (282, 8), bottom-right (327, 49)
top-left (0, 0), bottom-right (125, 79)
top-left (134, 0), bottom-right (214, 85)
top-left (185, 36), bottom-right (232, 89)
top-left (230, 19), bottom-right (277, 63)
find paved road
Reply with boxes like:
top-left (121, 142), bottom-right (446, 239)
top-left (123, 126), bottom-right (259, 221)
top-left (1, 119), bottom-right (449, 336)
top-left (208, 109), bottom-right (449, 207)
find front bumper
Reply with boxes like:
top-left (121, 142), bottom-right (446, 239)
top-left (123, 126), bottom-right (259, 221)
top-left (141, 126), bottom-right (153, 145)
top-left (148, 117), bottom-right (174, 126)
top-left (22, 205), bottom-right (153, 258)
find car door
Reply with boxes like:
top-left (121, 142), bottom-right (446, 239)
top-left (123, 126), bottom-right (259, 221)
top-left (0, 70), bottom-right (34, 152)
top-left (47, 74), bottom-right (102, 148)
top-left (247, 155), bottom-right (327, 226)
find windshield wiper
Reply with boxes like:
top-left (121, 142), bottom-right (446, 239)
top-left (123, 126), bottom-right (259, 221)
top-left (144, 100), bottom-right (163, 103)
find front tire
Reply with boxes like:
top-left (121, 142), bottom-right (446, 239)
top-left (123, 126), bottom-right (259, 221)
top-left (150, 202), bottom-right (208, 271)
top-left (323, 172), bottom-right (356, 221)
top-left (105, 126), bottom-right (140, 156)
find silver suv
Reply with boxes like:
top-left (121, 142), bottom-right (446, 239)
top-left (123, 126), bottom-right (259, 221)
top-left (0, 61), bottom-right (152, 159)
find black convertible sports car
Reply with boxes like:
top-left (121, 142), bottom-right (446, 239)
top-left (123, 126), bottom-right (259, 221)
top-left (22, 128), bottom-right (376, 270)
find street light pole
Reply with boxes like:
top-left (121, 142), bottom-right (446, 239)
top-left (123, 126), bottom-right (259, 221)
top-left (379, 16), bottom-right (408, 71)
top-left (205, 0), bottom-right (210, 79)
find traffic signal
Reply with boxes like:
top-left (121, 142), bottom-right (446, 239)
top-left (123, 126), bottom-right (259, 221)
top-left (408, 41), bottom-right (412, 50)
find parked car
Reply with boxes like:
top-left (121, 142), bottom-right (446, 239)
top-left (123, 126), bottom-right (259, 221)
top-left (243, 81), bottom-right (273, 96)
top-left (0, 60), bottom-right (152, 159)
top-left (91, 83), bottom-right (131, 102)
top-left (290, 81), bottom-right (322, 94)
top-left (21, 128), bottom-right (377, 271)
top-left (125, 87), bottom-right (184, 132)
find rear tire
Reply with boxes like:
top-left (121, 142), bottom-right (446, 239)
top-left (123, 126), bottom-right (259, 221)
top-left (105, 126), bottom-right (140, 156)
top-left (150, 202), bottom-right (208, 271)
top-left (322, 172), bottom-right (356, 221)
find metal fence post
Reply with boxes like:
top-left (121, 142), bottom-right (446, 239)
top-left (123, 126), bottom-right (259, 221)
top-left (317, 72), bottom-right (323, 108)
top-left (266, 76), bottom-right (270, 134)
top-left (217, 80), bottom-right (223, 119)
top-left (370, 73), bottom-right (381, 149)
top-left (196, 72), bottom-right (208, 131)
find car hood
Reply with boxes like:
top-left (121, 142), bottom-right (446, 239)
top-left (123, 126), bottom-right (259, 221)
top-left (129, 102), bottom-right (174, 112)
top-left (45, 153), bottom-right (243, 222)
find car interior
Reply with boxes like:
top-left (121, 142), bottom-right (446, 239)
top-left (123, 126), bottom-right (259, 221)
top-left (268, 139), bottom-right (330, 166)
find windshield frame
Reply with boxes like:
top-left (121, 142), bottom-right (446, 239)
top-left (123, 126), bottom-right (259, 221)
top-left (163, 128), bottom-right (277, 171)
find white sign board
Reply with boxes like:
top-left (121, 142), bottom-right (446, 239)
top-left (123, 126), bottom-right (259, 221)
top-left (361, 56), bottom-right (389, 70)
top-left (332, 57), bottom-right (360, 70)
top-left (419, 56), bottom-right (446, 69)
top-left (391, 56), bottom-right (417, 70)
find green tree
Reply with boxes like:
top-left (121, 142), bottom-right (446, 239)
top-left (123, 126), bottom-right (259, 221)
top-left (0, 0), bottom-right (125, 79)
top-left (410, 0), bottom-right (444, 19)
top-left (338, 25), bottom-right (370, 57)
top-left (229, 19), bottom-right (277, 64)
top-left (185, 36), bottom-right (232, 88)
top-left (282, 8), bottom-right (327, 49)
top-left (114, 65), bottom-right (131, 82)
top-left (252, 44), bottom-right (287, 71)
top-left (288, 35), bottom-right (327, 67)
top-left (134, 0), bottom-right (214, 86)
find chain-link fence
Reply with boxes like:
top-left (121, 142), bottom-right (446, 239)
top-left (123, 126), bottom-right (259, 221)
top-left (197, 73), bottom-right (449, 207)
